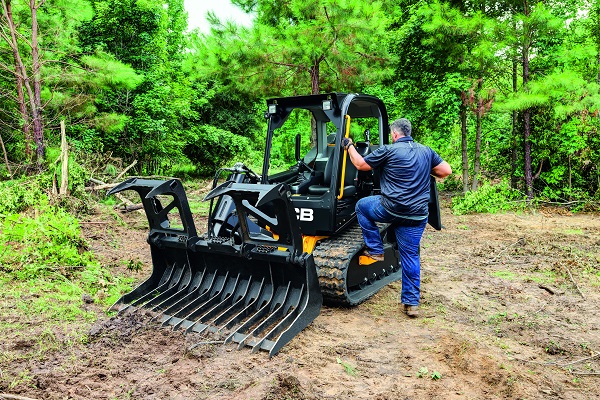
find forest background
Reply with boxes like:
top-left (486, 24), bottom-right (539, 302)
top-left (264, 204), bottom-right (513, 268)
top-left (1, 0), bottom-right (600, 208)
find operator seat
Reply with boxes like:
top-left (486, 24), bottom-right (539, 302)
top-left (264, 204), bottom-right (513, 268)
top-left (307, 141), bottom-right (369, 197)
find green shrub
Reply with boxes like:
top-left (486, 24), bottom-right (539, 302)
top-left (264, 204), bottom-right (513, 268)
top-left (451, 180), bottom-right (528, 215)
top-left (0, 179), bottom-right (46, 216)
top-left (1, 197), bottom-right (133, 310)
top-left (438, 173), bottom-right (462, 192)
top-left (1, 207), bottom-right (97, 279)
top-left (183, 125), bottom-right (254, 176)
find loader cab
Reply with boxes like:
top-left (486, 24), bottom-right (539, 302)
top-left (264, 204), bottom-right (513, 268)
top-left (263, 93), bottom-right (390, 236)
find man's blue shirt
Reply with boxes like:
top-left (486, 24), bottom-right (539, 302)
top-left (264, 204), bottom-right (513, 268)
top-left (364, 136), bottom-right (443, 216)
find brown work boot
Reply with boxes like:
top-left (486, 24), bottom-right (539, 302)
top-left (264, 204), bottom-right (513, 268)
top-left (402, 304), bottom-right (419, 318)
top-left (358, 250), bottom-right (384, 265)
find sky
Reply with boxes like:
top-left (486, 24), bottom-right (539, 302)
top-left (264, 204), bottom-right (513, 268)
top-left (184, 0), bottom-right (254, 32)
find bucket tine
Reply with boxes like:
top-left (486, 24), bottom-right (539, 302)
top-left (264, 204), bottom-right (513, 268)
top-left (144, 263), bottom-right (193, 310)
top-left (183, 275), bottom-right (253, 343)
top-left (171, 271), bottom-right (226, 331)
top-left (224, 280), bottom-right (275, 346)
top-left (210, 276), bottom-right (254, 326)
top-left (168, 271), bottom-right (218, 329)
top-left (130, 262), bottom-right (186, 309)
top-left (109, 261), bottom-right (177, 314)
top-left (215, 277), bottom-right (266, 331)
top-left (180, 273), bottom-right (232, 333)
top-left (249, 285), bottom-right (303, 353)
top-left (236, 283), bottom-right (291, 349)
top-left (185, 273), bottom-right (244, 334)
top-left (154, 268), bottom-right (207, 324)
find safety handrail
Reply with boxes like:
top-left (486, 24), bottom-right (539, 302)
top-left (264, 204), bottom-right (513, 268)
top-left (338, 115), bottom-right (351, 200)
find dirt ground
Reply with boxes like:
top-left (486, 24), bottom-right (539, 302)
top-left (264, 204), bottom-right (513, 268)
top-left (2, 200), bottom-right (600, 400)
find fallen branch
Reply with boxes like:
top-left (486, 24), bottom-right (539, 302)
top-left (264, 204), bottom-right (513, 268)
top-left (538, 284), bottom-right (564, 295)
top-left (84, 182), bottom-right (118, 191)
top-left (569, 372), bottom-right (600, 376)
top-left (89, 178), bottom-right (144, 215)
top-left (564, 265), bottom-right (585, 299)
top-left (487, 238), bottom-right (526, 264)
top-left (533, 302), bottom-right (547, 314)
top-left (0, 394), bottom-right (42, 400)
top-left (561, 352), bottom-right (599, 368)
top-left (113, 194), bottom-right (144, 215)
top-left (114, 159), bottom-right (137, 181)
top-left (117, 204), bottom-right (144, 212)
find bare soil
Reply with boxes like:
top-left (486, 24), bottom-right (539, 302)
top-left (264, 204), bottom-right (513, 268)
top-left (2, 202), bottom-right (600, 400)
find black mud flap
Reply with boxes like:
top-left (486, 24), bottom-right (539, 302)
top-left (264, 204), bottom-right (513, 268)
top-left (428, 176), bottom-right (442, 230)
top-left (107, 178), bottom-right (322, 357)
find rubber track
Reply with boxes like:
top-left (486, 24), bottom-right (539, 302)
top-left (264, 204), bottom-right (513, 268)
top-left (312, 222), bottom-right (389, 306)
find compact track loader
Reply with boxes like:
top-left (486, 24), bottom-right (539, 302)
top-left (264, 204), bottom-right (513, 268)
top-left (108, 93), bottom-right (441, 356)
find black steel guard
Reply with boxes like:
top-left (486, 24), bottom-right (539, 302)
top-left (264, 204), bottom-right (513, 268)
top-left (107, 178), bottom-right (322, 357)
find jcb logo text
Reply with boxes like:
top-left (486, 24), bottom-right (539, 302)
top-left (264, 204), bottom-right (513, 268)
top-left (295, 208), bottom-right (314, 221)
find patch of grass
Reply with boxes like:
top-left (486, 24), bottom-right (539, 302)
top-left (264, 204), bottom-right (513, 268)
top-left (124, 259), bottom-right (143, 272)
top-left (583, 267), bottom-right (600, 287)
top-left (9, 370), bottom-right (34, 390)
top-left (416, 366), bottom-right (428, 378)
top-left (365, 287), bottom-right (398, 316)
top-left (562, 229), bottom-right (583, 235)
top-left (188, 199), bottom-right (211, 216)
top-left (337, 357), bottom-right (357, 376)
top-left (488, 311), bottom-right (508, 325)
top-left (0, 198), bottom-right (136, 376)
top-left (100, 196), bottom-right (117, 206)
top-left (523, 269), bottom-right (558, 284)
top-left (491, 270), bottom-right (517, 280)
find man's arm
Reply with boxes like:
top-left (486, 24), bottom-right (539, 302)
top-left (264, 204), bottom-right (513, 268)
top-left (345, 141), bottom-right (372, 171)
top-left (432, 161), bottom-right (452, 178)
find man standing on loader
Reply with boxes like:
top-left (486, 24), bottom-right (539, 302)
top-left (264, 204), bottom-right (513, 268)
top-left (342, 118), bottom-right (452, 318)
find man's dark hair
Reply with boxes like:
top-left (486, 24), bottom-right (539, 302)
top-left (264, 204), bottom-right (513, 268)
top-left (390, 118), bottom-right (412, 137)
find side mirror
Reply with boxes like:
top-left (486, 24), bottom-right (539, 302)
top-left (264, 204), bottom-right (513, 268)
top-left (295, 133), bottom-right (301, 161)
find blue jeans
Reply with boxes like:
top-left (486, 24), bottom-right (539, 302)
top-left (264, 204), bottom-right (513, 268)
top-left (355, 195), bottom-right (428, 306)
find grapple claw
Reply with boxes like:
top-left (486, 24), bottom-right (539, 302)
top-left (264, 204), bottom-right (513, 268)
top-left (108, 179), bottom-right (322, 356)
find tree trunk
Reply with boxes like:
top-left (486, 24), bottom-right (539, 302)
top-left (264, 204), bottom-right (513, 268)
top-left (460, 105), bottom-right (469, 194)
top-left (510, 59), bottom-right (519, 189)
top-left (30, 0), bottom-right (45, 167)
top-left (310, 60), bottom-right (320, 95)
top-left (2, 0), bottom-right (32, 159)
top-left (0, 131), bottom-right (11, 175)
top-left (471, 78), bottom-right (483, 192)
top-left (523, 1), bottom-right (534, 201)
top-left (59, 120), bottom-right (68, 195)
top-left (472, 114), bottom-right (482, 191)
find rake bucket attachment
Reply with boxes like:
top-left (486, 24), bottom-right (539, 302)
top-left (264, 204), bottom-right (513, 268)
top-left (107, 178), bottom-right (322, 356)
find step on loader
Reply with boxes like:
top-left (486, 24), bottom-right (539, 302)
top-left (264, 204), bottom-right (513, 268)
top-left (108, 93), bottom-right (442, 356)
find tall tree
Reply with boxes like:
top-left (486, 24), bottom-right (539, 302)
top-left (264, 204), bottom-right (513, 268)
top-left (0, 0), bottom-right (95, 169)
top-left (0, 0), bottom-right (45, 166)
top-left (199, 0), bottom-right (392, 96)
top-left (501, 1), bottom-right (570, 200)
top-left (78, 0), bottom-right (189, 172)
top-left (397, 0), bottom-right (502, 192)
